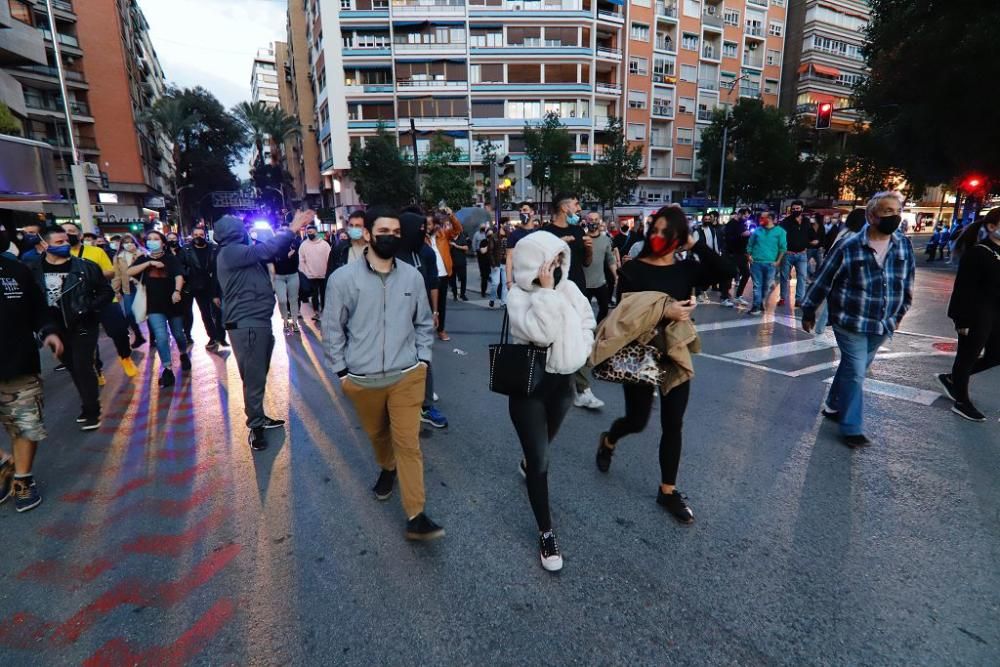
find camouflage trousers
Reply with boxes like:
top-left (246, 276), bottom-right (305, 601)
top-left (0, 375), bottom-right (46, 443)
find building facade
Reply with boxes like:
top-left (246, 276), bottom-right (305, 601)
top-left (251, 45), bottom-right (281, 166)
top-left (779, 0), bottom-right (869, 136)
top-left (283, 4), bottom-right (324, 206)
top-left (2, 0), bottom-right (172, 223)
top-left (291, 0), bottom-right (788, 208)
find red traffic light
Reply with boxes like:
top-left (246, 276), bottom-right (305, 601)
top-left (961, 175), bottom-right (985, 191)
top-left (815, 102), bottom-right (833, 129)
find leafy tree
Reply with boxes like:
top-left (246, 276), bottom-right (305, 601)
top-left (524, 112), bottom-right (574, 204)
top-left (858, 0), bottom-right (1000, 189)
top-left (420, 133), bottom-right (473, 209)
top-left (262, 106), bottom-right (300, 166)
top-left (698, 99), bottom-right (810, 206)
top-left (348, 123), bottom-right (417, 209)
top-left (0, 102), bottom-right (22, 136)
top-left (476, 136), bottom-right (500, 193)
top-left (583, 117), bottom-right (643, 212)
top-left (232, 101), bottom-right (271, 168)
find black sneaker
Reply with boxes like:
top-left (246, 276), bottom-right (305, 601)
top-left (206, 340), bottom-right (219, 351)
top-left (657, 489), bottom-right (695, 524)
top-left (842, 434), bottom-right (872, 449)
top-left (54, 364), bottom-right (67, 371)
top-left (596, 432), bottom-right (615, 473)
top-left (460, 295), bottom-right (468, 302)
top-left (0, 459), bottom-right (13, 504)
top-left (263, 416), bottom-right (286, 429)
top-left (159, 368), bottom-right (175, 388)
top-left (489, 300), bottom-right (495, 308)
top-left (936, 373), bottom-right (957, 402)
top-left (373, 469), bottom-right (397, 500)
top-left (131, 335), bottom-right (146, 349)
top-left (821, 407), bottom-right (840, 422)
top-left (12, 478), bottom-right (41, 513)
top-left (249, 427), bottom-right (268, 451)
top-left (76, 412), bottom-right (87, 423)
top-left (952, 401), bottom-right (986, 422)
top-left (405, 513), bottom-right (445, 541)
top-left (748, 307), bottom-right (762, 316)
top-left (539, 530), bottom-right (563, 572)
top-left (180, 353), bottom-right (192, 371)
top-left (81, 415), bottom-right (101, 431)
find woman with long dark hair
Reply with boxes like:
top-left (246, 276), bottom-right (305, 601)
top-left (595, 205), bottom-right (734, 523)
top-left (938, 208), bottom-right (1000, 421)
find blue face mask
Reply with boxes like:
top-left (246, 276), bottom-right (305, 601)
top-left (146, 239), bottom-right (162, 252)
top-left (567, 213), bottom-right (580, 226)
top-left (347, 227), bottom-right (364, 241)
top-left (23, 233), bottom-right (41, 247)
top-left (46, 244), bottom-right (71, 258)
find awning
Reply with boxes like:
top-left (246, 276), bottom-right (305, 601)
top-left (812, 64), bottom-right (840, 77)
top-left (798, 63), bottom-right (808, 74)
top-left (606, 0), bottom-right (624, 5)
top-left (346, 63), bottom-right (393, 69)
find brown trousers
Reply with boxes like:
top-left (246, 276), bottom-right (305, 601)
top-left (342, 366), bottom-right (427, 518)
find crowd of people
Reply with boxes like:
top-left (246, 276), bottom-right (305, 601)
top-left (0, 192), bottom-right (995, 578)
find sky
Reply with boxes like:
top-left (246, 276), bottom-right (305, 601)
top-left (140, 0), bottom-right (287, 177)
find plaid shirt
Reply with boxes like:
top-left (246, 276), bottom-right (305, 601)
top-left (802, 226), bottom-right (915, 335)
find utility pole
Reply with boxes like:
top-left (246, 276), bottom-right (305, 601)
top-left (409, 118), bottom-right (420, 201)
top-left (46, 0), bottom-right (95, 233)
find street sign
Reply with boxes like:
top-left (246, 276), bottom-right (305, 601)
top-left (211, 192), bottom-right (257, 209)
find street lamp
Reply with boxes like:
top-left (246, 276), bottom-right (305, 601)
top-left (175, 182), bottom-right (194, 234)
top-left (716, 73), bottom-right (753, 209)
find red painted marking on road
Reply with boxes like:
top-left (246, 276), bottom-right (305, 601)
top-left (17, 558), bottom-right (113, 587)
top-left (110, 476), bottom-right (153, 499)
top-left (82, 597), bottom-right (235, 667)
top-left (156, 446), bottom-right (199, 461)
top-left (122, 508), bottom-right (227, 557)
top-left (165, 459), bottom-right (216, 486)
top-left (933, 341), bottom-right (957, 353)
top-left (60, 489), bottom-right (97, 503)
top-left (0, 612), bottom-right (53, 649)
top-left (50, 544), bottom-right (241, 645)
top-left (61, 475), bottom-right (153, 504)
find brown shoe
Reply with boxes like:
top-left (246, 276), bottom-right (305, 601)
top-left (437, 331), bottom-right (451, 342)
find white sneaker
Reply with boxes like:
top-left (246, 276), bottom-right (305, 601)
top-left (722, 298), bottom-right (735, 308)
top-left (539, 530), bottom-right (563, 572)
top-left (697, 293), bottom-right (711, 304)
top-left (736, 297), bottom-right (749, 307)
top-left (433, 392), bottom-right (439, 402)
top-left (574, 388), bottom-right (605, 410)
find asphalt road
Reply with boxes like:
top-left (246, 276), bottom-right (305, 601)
top-left (0, 261), bottom-right (997, 666)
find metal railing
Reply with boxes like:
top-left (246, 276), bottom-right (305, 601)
top-left (650, 135), bottom-right (672, 148)
top-left (597, 9), bottom-right (623, 21)
top-left (596, 46), bottom-right (622, 58)
top-left (697, 78), bottom-right (718, 91)
top-left (745, 25), bottom-right (764, 37)
top-left (16, 64), bottom-right (86, 81)
top-left (649, 168), bottom-right (670, 178)
top-left (595, 83), bottom-right (622, 94)
top-left (391, 0), bottom-right (465, 13)
top-left (652, 104), bottom-right (674, 117)
top-left (697, 109), bottom-right (714, 121)
top-left (655, 38), bottom-right (674, 52)
top-left (396, 79), bottom-right (468, 88)
top-left (702, 46), bottom-right (716, 59)
top-left (51, 0), bottom-right (74, 11)
top-left (393, 41), bottom-right (466, 50)
top-left (742, 56), bottom-right (764, 68)
top-left (38, 28), bottom-right (80, 48)
top-left (29, 134), bottom-right (98, 150)
top-left (702, 13), bottom-right (723, 28)
top-left (655, 1), bottom-right (678, 18)
top-left (24, 96), bottom-right (90, 115)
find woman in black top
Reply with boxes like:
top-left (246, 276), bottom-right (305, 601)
top-left (596, 205), bottom-right (736, 523)
top-left (939, 209), bottom-right (1000, 422)
top-left (127, 230), bottom-right (189, 387)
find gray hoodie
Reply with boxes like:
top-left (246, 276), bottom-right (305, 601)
top-left (214, 215), bottom-right (294, 327)
top-left (322, 250), bottom-right (434, 378)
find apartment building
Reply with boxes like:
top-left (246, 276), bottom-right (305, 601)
top-left (292, 0), bottom-right (787, 207)
top-left (282, 4), bottom-right (324, 207)
top-left (251, 45), bottom-right (281, 166)
top-left (779, 0), bottom-right (869, 135)
top-left (3, 0), bottom-right (172, 221)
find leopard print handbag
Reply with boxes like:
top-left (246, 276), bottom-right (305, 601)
top-left (592, 340), bottom-right (667, 387)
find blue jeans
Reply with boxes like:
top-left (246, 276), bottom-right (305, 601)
top-left (147, 313), bottom-right (188, 368)
top-left (750, 262), bottom-right (777, 309)
top-left (828, 326), bottom-right (888, 436)
top-left (807, 248), bottom-right (823, 279)
top-left (121, 291), bottom-right (143, 338)
top-left (488, 266), bottom-right (506, 304)
top-left (780, 251), bottom-right (810, 303)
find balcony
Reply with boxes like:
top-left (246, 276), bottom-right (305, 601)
top-left (697, 109), bottom-right (714, 121)
top-left (655, 1), bottom-right (678, 19)
top-left (745, 25), bottom-right (764, 37)
top-left (51, 0), bottom-right (74, 12)
top-left (742, 53), bottom-right (764, 69)
top-left (697, 78), bottom-right (718, 91)
top-left (401, 147), bottom-right (471, 162)
top-left (649, 167), bottom-right (670, 178)
top-left (393, 40), bottom-right (466, 53)
top-left (595, 82), bottom-right (622, 95)
top-left (702, 12), bottom-right (724, 29)
top-left (15, 64), bottom-right (86, 82)
top-left (396, 78), bottom-right (468, 90)
top-left (655, 37), bottom-right (674, 52)
top-left (596, 46), bottom-right (622, 59)
top-left (38, 29), bottom-right (80, 49)
top-left (652, 72), bottom-right (676, 85)
top-left (28, 133), bottom-right (98, 150)
top-left (391, 0), bottom-right (465, 15)
top-left (650, 134), bottom-right (672, 149)
top-left (701, 45), bottom-right (716, 59)
top-left (597, 9), bottom-right (624, 23)
top-left (739, 85), bottom-right (761, 98)
top-left (24, 96), bottom-right (91, 116)
top-left (652, 103), bottom-right (673, 117)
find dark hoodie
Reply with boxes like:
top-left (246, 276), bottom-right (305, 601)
top-left (214, 215), bottom-right (295, 327)
top-left (397, 211), bottom-right (437, 292)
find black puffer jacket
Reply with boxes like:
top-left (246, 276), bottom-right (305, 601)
top-left (27, 255), bottom-right (114, 331)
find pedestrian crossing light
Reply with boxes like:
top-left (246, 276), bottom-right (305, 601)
top-left (815, 102), bottom-right (833, 129)
top-left (499, 178), bottom-right (513, 190)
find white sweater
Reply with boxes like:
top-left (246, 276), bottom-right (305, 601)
top-left (506, 231), bottom-right (596, 375)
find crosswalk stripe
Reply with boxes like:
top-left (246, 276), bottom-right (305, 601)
top-left (822, 377), bottom-right (942, 406)
top-left (724, 336), bottom-right (838, 363)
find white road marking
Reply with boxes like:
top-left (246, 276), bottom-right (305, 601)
top-left (787, 360), bottom-right (842, 377)
top-left (698, 353), bottom-right (794, 377)
top-left (724, 336), bottom-right (839, 363)
top-left (695, 319), bottom-right (765, 333)
top-left (822, 377), bottom-right (942, 406)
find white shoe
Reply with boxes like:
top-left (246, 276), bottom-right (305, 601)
top-left (574, 388), bottom-right (605, 410)
top-left (539, 531), bottom-right (563, 572)
top-left (697, 293), bottom-right (711, 304)
top-left (722, 298), bottom-right (735, 308)
top-left (736, 297), bottom-right (749, 307)
top-left (433, 392), bottom-right (439, 402)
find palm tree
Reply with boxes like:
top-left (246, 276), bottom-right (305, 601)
top-left (232, 100), bottom-right (271, 167)
top-left (262, 106), bottom-right (300, 166)
top-left (141, 92), bottom-right (201, 181)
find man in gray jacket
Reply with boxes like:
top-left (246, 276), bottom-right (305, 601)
top-left (215, 210), bottom-right (311, 451)
top-left (323, 208), bottom-right (444, 541)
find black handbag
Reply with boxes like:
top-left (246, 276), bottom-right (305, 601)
top-left (488, 307), bottom-right (549, 397)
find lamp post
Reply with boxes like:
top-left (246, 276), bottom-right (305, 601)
top-left (174, 182), bottom-right (194, 234)
top-left (716, 73), bottom-right (753, 210)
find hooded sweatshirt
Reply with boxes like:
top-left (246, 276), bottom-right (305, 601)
top-left (214, 215), bottom-right (295, 327)
top-left (506, 231), bottom-right (596, 375)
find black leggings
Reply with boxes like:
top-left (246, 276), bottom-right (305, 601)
top-left (951, 318), bottom-right (1000, 403)
top-left (508, 373), bottom-right (574, 532)
top-left (585, 284), bottom-right (611, 323)
top-left (728, 253), bottom-right (751, 299)
top-left (310, 277), bottom-right (327, 313)
top-left (449, 262), bottom-right (467, 298)
top-left (607, 381), bottom-right (691, 486)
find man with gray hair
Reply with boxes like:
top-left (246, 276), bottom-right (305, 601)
top-left (801, 191), bottom-right (915, 448)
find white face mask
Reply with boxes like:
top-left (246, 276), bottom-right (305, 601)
top-left (991, 227), bottom-right (1000, 241)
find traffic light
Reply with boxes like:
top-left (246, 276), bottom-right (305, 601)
top-left (815, 102), bottom-right (833, 129)
top-left (961, 175), bottom-right (984, 192)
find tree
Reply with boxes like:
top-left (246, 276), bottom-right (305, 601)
top-left (698, 99), bottom-right (810, 206)
top-left (232, 101), bottom-right (270, 168)
top-left (420, 133), bottom-right (473, 209)
top-left (858, 0), bottom-right (1000, 189)
top-left (583, 117), bottom-right (644, 212)
top-left (524, 112), bottom-right (574, 205)
top-left (0, 102), bottom-right (22, 136)
top-left (262, 106), bottom-right (300, 166)
top-left (348, 123), bottom-right (417, 209)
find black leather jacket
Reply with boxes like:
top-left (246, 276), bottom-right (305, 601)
top-left (27, 256), bottom-right (114, 331)
top-left (179, 243), bottom-right (219, 294)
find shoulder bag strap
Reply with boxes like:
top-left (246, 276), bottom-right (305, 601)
top-left (500, 306), bottom-right (511, 345)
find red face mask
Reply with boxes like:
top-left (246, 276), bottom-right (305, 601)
top-left (649, 235), bottom-right (679, 257)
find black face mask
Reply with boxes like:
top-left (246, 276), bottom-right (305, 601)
top-left (520, 212), bottom-right (530, 224)
top-left (553, 266), bottom-right (563, 287)
top-left (307, 233), bottom-right (317, 240)
top-left (168, 240), bottom-right (179, 248)
top-left (371, 234), bottom-right (401, 259)
top-left (876, 214), bottom-right (901, 235)
top-left (193, 237), bottom-right (206, 246)
top-left (67, 234), bottom-right (80, 247)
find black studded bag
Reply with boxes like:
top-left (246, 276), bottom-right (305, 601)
top-left (488, 307), bottom-right (549, 397)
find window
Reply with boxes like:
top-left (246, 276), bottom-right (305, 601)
top-left (766, 49), bottom-right (781, 66)
top-left (472, 101), bottom-right (505, 118)
top-left (508, 64), bottom-right (541, 83)
top-left (471, 63), bottom-right (503, 83)
top-left (674, 157), bottom-right (692, 175)
top-left (545, 63), bottom-right (578, 83)
top-left (679, 64), bottom-right (697, 82)
top-left (627, 122), bottom-right (646, 141)
top-left (681, 33), bottom-right (699, 51)
top-left (470, 30), bottom-right (503, 47)
top-left (627, 89), bottom-right (647, 109)
top-left (745, 10), bottom-right (765, 36)
top-left (678, 96), bottom-right (695, 113)
top-left (545, 101), bottom-right (581, 117)
top-left (508, 101), bottom-right (542, 118)
top-left (632, 0), bottom-right (651, 6)
top-left (630, 22), bottom-right (650, 41)
top-left (319, 103), bottom-right (330, 127)
top-left (629, 57), bottom-right (648, 76)
top-left (773, 0), bottom-right (785, 6)
top-left (723, 8), bottom-right (739, 26)
top-left (721, 42), bottom-right (737, 58)
top-left (341, 0), bottom-right (352, 8)
top-left (811, 35), bottom-right (865, 61)
top-left (676, 127), bottom-right (693, 145)
top-left (764, 78), bottom-right (778, 95)
top-left (768, 21), bottom-right (783, 37)
top-left (683, 0), bottom-right (700, 18)
top-left (835, 72), bottom-right (866, 88)
top-left (9, 0), bottom-right (33, 23)
top-left (653, 56), bottom-right (676, 79)
top-left (808, 6), bottom-right (867, 32)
